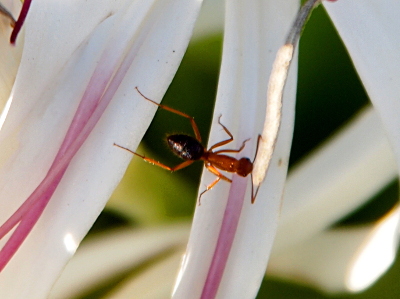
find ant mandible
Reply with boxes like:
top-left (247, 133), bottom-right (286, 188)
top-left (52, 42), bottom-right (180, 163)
top-left (114, 87), bottom-right (260, 204)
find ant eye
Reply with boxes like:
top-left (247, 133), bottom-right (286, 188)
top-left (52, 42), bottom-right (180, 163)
top-left (240, 157), bottom-right (251, 163)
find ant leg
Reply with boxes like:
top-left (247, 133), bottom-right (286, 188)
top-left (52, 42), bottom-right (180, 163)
top-left (251, 172), bottom-right (260, 204)
top-left (208, 115), bottom-right (234, 151)
top-left (250, 135), bottom-right (263, 203)
top-left (213, 138), bottom-right (250, 155)
top-left (252, 134), bottom-right (262, 163)
top-left (135, 87), bottom-right (202, 142)
top-left (114, 143), bottom-right (194, 171)
top-left (206, 164), bottom-right (232, 183)
top-left (209, 115), bottom-right (250, 154)
top-left (169, 160), bottom-right (195, 172)
top-left (198, 177), bottom-right (220, 206)
top-left (198, 164), bottom-right (232, 205)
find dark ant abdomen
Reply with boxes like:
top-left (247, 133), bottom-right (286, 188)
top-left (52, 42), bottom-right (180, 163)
top-left (167, 134), bottom-right (204, 161)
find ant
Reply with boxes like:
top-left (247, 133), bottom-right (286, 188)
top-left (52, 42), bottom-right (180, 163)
top-left (114, 87), bottom-right (260, 204)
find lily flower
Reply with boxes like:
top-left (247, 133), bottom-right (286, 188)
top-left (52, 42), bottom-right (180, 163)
top-left (1, 0), bottom-right (400, 298)
top-left (54, 0), bottom-right (400, 298)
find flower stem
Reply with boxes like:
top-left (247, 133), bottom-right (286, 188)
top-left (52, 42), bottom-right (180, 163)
top-left (253, 0), bottom-right (322, 188)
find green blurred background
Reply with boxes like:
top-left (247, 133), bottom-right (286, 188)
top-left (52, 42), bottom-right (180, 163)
top-left (88, 5), bottom-right (400, 299)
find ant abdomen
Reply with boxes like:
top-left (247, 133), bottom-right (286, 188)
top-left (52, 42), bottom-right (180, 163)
top-left (167, 134), bottom-right (204, 161)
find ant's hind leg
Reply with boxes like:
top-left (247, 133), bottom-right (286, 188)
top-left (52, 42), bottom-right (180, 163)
top-left (198, 164), bottom-right (232, 205)
top-left (251, 172), bottom-right (260, 204)
top-left (135, 87), bottom-right (202, 142)
top-left (252, 135), bottom-right (262, 162)
top-left (198, 177), bottom-right (220, 205)
top-left (250, 135), bottom-right (263, 203)
top-left (206, 164), bottom-right (232, 183)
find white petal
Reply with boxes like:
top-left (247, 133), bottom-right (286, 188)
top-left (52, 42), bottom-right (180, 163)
top-left (173, 1), bottom-right (299, 298)
top-left (347, 205), bottom-right (400, 292)
top-left (106, 251), bottom-right (185, 299)
top-left (269, 206), bottom-right (400, 293)
top-left (274, 107), bottom-right (397, 252)
top-left (324, 0), bottom-right (400, 167)
top-left (192, 0), bottom-right (224, 41)
top-left (323, 2), bottom-right (400, 290)
top-left (270, 226), bottom-right (373, 292)
top-left (50, 224), bottom-right (190, 299)
top-left (0, 0), bottom-right (202, 297)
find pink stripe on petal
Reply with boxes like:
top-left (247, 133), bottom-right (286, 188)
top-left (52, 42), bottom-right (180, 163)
top-left (0, 172), bottom-right (65, 271)
top-left (0, 23), bottom-right (146, 270)
top-left (201, 176), bottom-right (247, 298)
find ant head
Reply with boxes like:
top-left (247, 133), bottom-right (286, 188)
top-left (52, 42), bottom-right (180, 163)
top-left (237, 157), bottom-right (253, 177)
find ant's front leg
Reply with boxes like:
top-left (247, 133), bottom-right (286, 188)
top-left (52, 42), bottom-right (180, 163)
top-left (114, 143), bottom-right (194, 172)
top-left (213, 138), bottom-right (250, 155)
top-left (135, 87), bottom-right (202, 142)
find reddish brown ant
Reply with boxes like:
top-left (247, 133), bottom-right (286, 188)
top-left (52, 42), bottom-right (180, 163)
top-left (114, 87), bottom-right (260, 204)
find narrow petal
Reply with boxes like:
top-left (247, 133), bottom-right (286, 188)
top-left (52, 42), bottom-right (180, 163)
top-left (50, 224), bottom-right (190, 299)
top-left (347, 205), bottom-right (400, 292)
top-left (269, 206), bottom-right (400, 293)
top-left (0, 0), bottom-right (202, 297)
top-left (105, 252), bottom-right (185, 299)
top-left (324, 0), bottom-right (400, 168)
top-left (274, 107), bottom-right (397, 252)
top-left (192, 0), bottom-right (224, 41)
top-left (270, 226), bottom-right (374, 292)
top-left (173, 1), bottom-right (298, 298)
